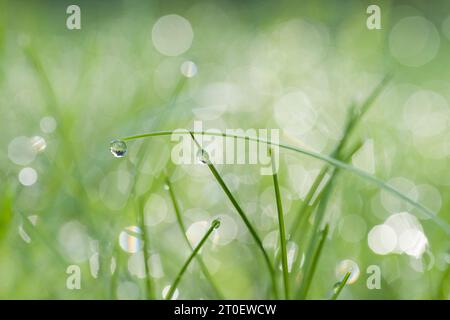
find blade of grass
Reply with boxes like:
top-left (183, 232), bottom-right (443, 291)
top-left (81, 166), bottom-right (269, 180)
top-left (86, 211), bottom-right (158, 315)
top-left (126, 142), bottom-right (155, 299)
top-left (165, 177), bottom-right (225, 299)
top-left (189, 132), bottom-right (279, 299)
top-left (289, 74), bottom-right (391, 243)
top-left (120, 130), bottom-right (450, 235)
top-left (284, 142), bottom-right (364, 280)
top-left (330, 271), bottom-right (351, 300)
top-left (137, 197), bottom-right (155, 300)
top-left (289, 140), bottom-right (363, 244)
top-left (297, 224), bottom-right (329, 299)
top-left (165, 219), bottom-right (221, 300)
top-left (270, 148), bottom-right (289, 299)
top-left (297, 180), bottom-right (335, 299)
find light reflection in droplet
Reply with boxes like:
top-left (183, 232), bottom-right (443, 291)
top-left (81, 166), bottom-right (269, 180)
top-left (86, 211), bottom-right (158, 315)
top-left (110, 139), bottom-right (128, 158)
top-left (335, 259), bottom-right (360, 284)
top-left (119, 226), bottom-right (143, 253)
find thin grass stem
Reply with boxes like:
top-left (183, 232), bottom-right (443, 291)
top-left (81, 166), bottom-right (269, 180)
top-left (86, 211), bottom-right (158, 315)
top-left (297, 225), bottom-right (329, 299)
top-left (189, 132), bottom-right (279, 299)
top-left (330, 271), bottom-right (351, 300)
top-left (165, 219), bottom-right (221, 300)
top-left (120, 130), bottom-right (450, 235)
top-left (165, 178), bottom-right (225, 299)
top-left (270, 149), bottom-right (289, 299)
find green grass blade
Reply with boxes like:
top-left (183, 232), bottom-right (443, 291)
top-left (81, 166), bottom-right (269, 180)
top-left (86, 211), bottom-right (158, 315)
top-left (297, 224), bottom-right (329, 299)
top-left (165, 219), bottom-right (221, 300)
top-left (330, 271), bottom-right (351, 300)
top-left (270, 149), bottom-right (289, 299)
top-left (137, 198), bottom-right (155, 300)
top-left (288, 74), bottom-right (391, 243)
top-left (289, 140), bottom-right (364, 244)
top-left (189, 132), bottom-right (279, 299)
top-left (165, 178), bottom-right (225, 299)
top-left (121, 130), bottom-right (450, 235)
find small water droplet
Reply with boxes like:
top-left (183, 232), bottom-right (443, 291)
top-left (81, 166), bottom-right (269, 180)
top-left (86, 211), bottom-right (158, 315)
top-left (164, 183), bottom-right (170, 191)
top-left (333, 282), bottom-right (341, 293)
top-left (197, 148), bottom-right (210, 164)
top-left (110, 139), bottom-right (127, 158)
top-left (212, 218), bottom-right (221, 229)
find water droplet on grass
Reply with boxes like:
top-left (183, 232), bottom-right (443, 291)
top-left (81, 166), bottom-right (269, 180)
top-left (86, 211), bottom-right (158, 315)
top-left (197, 148), bottom-right (209, 164)
top-left (332, 282), bottom-right (341, 293)
top-left (110, 139), bottom-right (127, 158)
top-left (212, 218), bottom-right (221, 229)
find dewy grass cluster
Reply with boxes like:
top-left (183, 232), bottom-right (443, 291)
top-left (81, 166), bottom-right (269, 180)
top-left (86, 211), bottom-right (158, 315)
top-left (109, 76), bottom-right (450, 299)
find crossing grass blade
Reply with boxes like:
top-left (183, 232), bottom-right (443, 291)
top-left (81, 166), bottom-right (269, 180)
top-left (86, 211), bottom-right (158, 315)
top-left (270, 148), bottom-right (290, 299)
top-left (165, 177), bottom-right (225, 299)
top-left (165, 219), bottom-right (221, 300)
top-left (189, 132), bottom-right (279, 299)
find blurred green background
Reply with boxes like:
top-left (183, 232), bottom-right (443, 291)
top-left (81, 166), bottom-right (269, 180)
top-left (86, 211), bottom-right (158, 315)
top-left (0, 0), bottom-right (449, 299)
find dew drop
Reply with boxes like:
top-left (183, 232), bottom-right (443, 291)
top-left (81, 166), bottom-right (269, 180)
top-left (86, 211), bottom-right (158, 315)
top-left (110, 139), bottom-right (127, 158)
top-left (197, 148), bottom-right (210, 164)
top-left (332, 282), bottom-right (341, 293)
top-left (212, 218), bottom-right (221, 229)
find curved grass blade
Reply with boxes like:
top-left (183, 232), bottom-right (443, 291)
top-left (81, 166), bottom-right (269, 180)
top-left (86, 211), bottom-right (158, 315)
top-left (121, 130), bottom-right (450, 235)
top-left (165, 219), bottom-right (221, 300)
top-left (270, 148), bottom-right (289, 299)
top-left (165, 178), bottom-right (225, 299)
top-left (189, 132), bottom-right (279, 299)
top-left (330, 271), bottom-right (351, 300)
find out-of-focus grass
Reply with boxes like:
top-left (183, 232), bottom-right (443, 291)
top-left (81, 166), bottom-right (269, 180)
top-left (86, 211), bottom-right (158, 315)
top-left (1, 0), bottom-right (450, 299)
